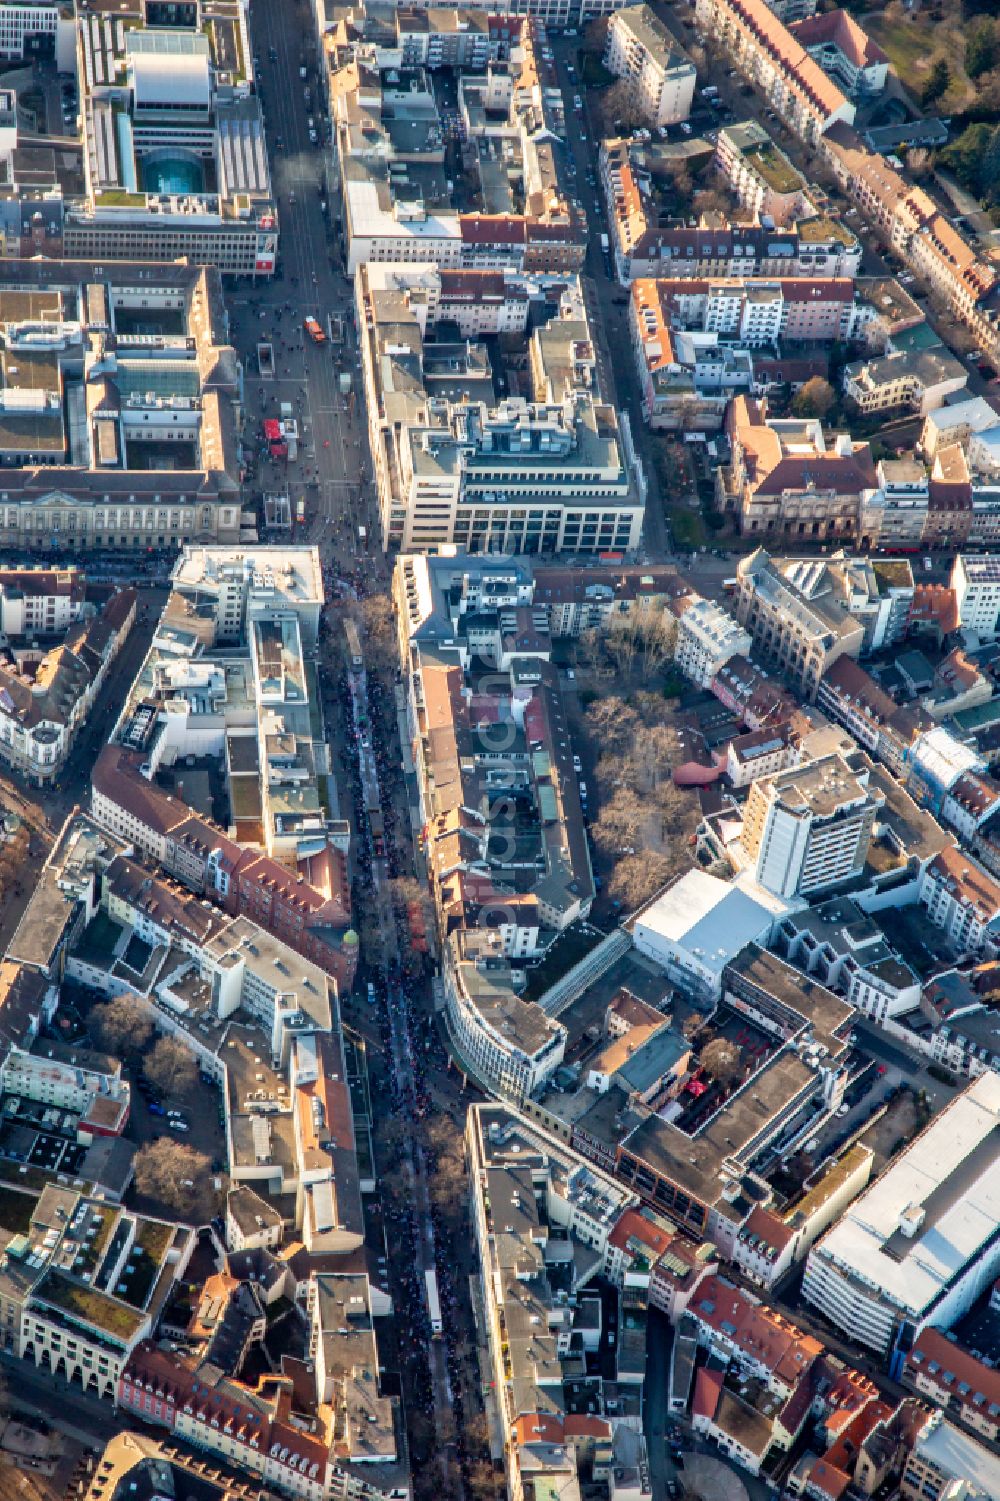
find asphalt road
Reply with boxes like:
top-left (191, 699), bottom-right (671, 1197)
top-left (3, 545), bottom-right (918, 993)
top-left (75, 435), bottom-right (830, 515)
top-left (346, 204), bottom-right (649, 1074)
top-left (548, 34), bottom-right (669, 556)
top-left (234, 0), bottom-right (376, 568)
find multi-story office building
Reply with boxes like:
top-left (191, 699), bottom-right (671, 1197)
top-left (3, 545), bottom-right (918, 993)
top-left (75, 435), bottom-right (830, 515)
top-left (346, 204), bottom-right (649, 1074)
top-left (333, 24), bottom-right (586, 275)
top-left (358, 265), bottom-right (643, 552)
top-left (0, 260), bottom-right (242, 551)
top-left (674, 598), bottom-right (752, 688)
top-left (732, 549), bottom-right (864, 700)
top-left (67, 0), bottom-right (276, 275)
top-left (0, 1184), bottom-right (194, 1395)
top-left (739, 753), bottom-right (881, 899)
top-left (900, 1411), bottom-right (1000, 1501)
top-left (603, 6), bottom-right (696, 127)
top-left (803, 1073), bottom-right (1000, 1356)
top-left (0, 0), bottom-right (74, 66)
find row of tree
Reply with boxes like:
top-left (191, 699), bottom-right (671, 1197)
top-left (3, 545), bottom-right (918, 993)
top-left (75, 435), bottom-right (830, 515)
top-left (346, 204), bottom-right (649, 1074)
top-left (583, 691), bottom-right (699, 911)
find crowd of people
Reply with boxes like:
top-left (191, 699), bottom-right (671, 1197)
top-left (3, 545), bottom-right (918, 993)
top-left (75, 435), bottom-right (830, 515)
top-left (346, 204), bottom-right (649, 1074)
top-left (331, 588), bottom-right (490, 1498)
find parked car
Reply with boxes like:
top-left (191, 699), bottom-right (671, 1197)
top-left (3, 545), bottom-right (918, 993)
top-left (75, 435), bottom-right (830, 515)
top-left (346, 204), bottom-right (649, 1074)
top-left (149, 1103), bottom-right (166, 1117)
top-left (169, 1120), bottom-right (189, 1132)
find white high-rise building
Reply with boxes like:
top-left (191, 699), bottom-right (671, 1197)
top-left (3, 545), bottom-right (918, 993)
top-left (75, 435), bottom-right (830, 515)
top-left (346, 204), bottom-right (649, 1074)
top-left (953, 555), bottom-right (1000, 640)
top-left (739, 753), bottom-right (881, 900)
top-left (604, 6), bottom-right (696, 127)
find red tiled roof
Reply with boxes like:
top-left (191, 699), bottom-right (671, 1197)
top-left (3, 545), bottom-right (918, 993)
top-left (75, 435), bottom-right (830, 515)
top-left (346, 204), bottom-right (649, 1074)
top-left (692, 1366), bottom-right (724, 1422)
top-left (907, 1326), bottom-right (1000, 1414)
top-left (690, 1275), bottom-right (822, 1387)
top-left (789, 9), bottom-right (887, 70)
top-left (927, 845), bottom-right (1000, 921)
top-left (608, 1208), bottom-right (675, 1258)
top-left (514, 1414), bottom-right (564, 1446)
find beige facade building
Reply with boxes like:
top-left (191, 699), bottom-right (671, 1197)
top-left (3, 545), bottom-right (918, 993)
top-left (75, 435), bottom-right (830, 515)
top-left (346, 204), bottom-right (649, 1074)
top-left (733, 547), bottom-right (864, 699)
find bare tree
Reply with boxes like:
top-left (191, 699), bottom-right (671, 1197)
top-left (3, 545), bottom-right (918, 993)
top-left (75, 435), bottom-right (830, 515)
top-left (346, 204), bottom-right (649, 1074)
top-left (693, 188), bottom-right (731, 218)
top-left (91, 993), bottom-right (152, 1056)
top-left (134, 1139), bottom-right (210, 1216)
top-left (682, 1012), bottom-right (705, 1042)
top-left (607, 850), bottom-right (678, 910)
top-left (590, 788), bottom-right (645, 857)
top-left (700, 1037), bottom-right (744, 1087)
top-left (145, 1035), bottom-right (198, 1100)
top-left (584, 696), bottom-right (641, 757)
top-left (596, 78), bottom-right (644, 134)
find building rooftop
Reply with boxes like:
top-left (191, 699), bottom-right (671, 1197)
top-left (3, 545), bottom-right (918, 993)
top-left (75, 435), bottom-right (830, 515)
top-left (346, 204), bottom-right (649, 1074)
top-left (811, 1073), bottom-right (1000, 1322)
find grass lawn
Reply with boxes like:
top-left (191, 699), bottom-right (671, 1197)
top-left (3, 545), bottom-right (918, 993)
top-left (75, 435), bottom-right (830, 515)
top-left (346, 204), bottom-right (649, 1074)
top-left (38, 1272), bottom-right (144, 1339)
top-left (865, 4), bottom-right (978, 110)
top-left (668, 504), bottom-right (707, 550)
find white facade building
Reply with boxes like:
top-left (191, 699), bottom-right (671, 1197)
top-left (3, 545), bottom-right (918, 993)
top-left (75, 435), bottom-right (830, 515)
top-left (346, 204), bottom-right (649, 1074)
top-left (675, 599), bottom-right (752, 688)
top-left (604, 6), bottom-right (696, 127)
top-left (953, 555), bottom-right (1000, 640)
top-left (740, 755), bottom-right (880, 900)
top-left (803, 1073), bottom-right (1000, 1354)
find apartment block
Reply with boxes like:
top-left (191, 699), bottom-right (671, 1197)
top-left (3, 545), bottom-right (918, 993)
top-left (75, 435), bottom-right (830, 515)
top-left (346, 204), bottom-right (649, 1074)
top-left (630, 275), bottom-right (870, 427)
top-left (674, 598), bottom-right (752, 688)
top-left (604, 6), bottom-right (696, 128)
top-left (0, 586), bottom-right (134, 786)
top-left (601, 136), bottom-right (861, 281)
top-left (918, 846), bottom-right (1000, 958)
top-left (844, 344), bottom-right (968, 418)
top-left (722, 398), bottom-right (876, 544)
top-left (815, 657), bottom-right (920, 775)
top-left (732, 549), bottom-right (864, 700)
top-left (693, 0), bottom-right (856, 146)
top-left (714, 121), bottom-right (814, 227)
top-left (922, 396), bottom-right (1000, 463)
top-left (787, 9), bottom-right (888, 96)
top-left (466, 1103), bottom-right (625, 1501)
top-left (68, 0), bottom-right (276, 275)
top-left (0, 568), bottom-right (84, 637)
top-left (739, 753), bottom-right (880, 899)
top-left (824, 126), bottom-right (1000, 360)
top-left (89, 548), bottom-right (356, 989)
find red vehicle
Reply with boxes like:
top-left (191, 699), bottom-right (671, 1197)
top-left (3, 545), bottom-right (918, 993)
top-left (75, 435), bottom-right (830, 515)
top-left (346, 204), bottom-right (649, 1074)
top-left (263, 418), bottom-right (287, 459)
